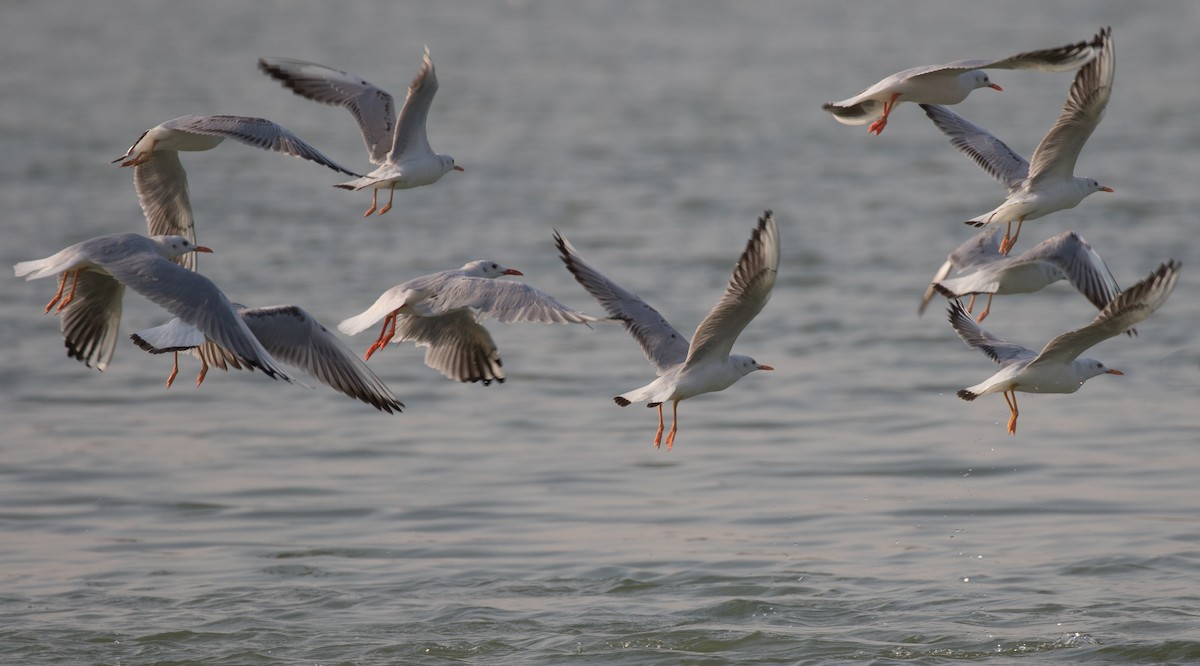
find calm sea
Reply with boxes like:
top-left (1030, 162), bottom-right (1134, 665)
top-left (2, 1), bottom-right (1198, 663)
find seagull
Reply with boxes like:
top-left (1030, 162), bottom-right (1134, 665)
top-left (823, 30), bottom-right (1103, 135)
top-left (556, 211), bottom-right (779, 450)
top-left (258, 47), bottom-right (463, 217)
top-left (113, 114), bottom-right (361, 270)
top-left (921, 27), bottom-right (1114, 255)
top-left (919, 227), bottom-right (1125, 325)
top-left (948, 259), bottom-right (1180, 435)
top-left (14, 232), bottom-right (291, 382)
top-left (130, 304), bottom-right (404, 413)
top-left (337, 260), bottom-right (596, 384)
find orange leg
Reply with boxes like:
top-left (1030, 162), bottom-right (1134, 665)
top-left (966, 293), bottom-right (977, 314)
top-left (868, 93), bottom-right (902, 135)
top-left (975, 294), bottom-right (994, 322)
top-left (43, 273), bottom-right (68, 313)
top-left (195, 358), bottom-right (210, 387)
top-left (1003, 389), bottom-right (1019, 435)
top-left (363, 189), bottom-right (379, 217)
top-left (664, 401), bottom-right (679, 450)
top-left (999, 217), bottom-right (1025, 256)
top-left (54, 269), bottom-right (84, 313)
top-left (653, 404), bottom-right (664, 449)
top-left (364, 312), bottom-right (398, 360)
top-left (377, 186), bottom-right (396, 215)
top-left (165, 352), bottom-right (180, 388)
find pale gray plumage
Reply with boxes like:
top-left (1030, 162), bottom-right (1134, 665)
top-left (131, 304), bottom-right (403, 413)
top-left (15, 233), bottom-right (291, 381)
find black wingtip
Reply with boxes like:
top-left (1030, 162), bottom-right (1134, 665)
top-left (956, 389), bottom-right (978, 402)
top-left (614, 396), bottom-right (631, 407)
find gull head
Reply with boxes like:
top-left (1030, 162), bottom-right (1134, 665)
top-left (969, 70), bottom-right (1002, 92)
top-left (154, 235), bottom-right (213, 259)
top-left (1079, 357), bottom-right (1123, 383)
top-left (441, 154), bottom-right (464, 173)
top-left (732, 354), bottom-right (774, 377)
top-left (1086, 178), bottom-right (1115, 194)
top-left (462, 260), bottom-right (523, 278)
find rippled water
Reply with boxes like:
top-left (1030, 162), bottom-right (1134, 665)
top-left (3, 1), bottom-right (1199, 663)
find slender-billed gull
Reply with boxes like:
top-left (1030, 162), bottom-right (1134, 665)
top-left (131, 305), bottom-right (404, 413)
top-left (556, 211), bottom-right (779, 450)
top-left (113, 114), bottom-right (360, 270)
top-left (823, 30), bottom-right (1103, 135)
top-left (921, 27), bottom-right (1114, 254)
top-left (948, 259), bottom-right (1179, 435)
top-left (919, 227), bottom-right (1125, 325)
top-left (259, 47), bottom-right (463, 217)
top-left (338, 261), bottom-right (596, 385)
top-left (14, 233), bottom-right (290, 382)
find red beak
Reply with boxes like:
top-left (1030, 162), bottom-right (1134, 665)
top-left (1106, 369), bottom-right (1124, 376)
top-left (453, 165), bottom-right (465, 172)
top-left (503, 268), bottom-right (523, 276)
top-left (988, 83), bottom-right (1003, 91)
top-left (194, 246), bottom-right (214, 253)
top-left (758, 364), bottom-right (774, 371)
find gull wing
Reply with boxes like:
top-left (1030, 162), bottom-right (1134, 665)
top-left (134, 151), bottom-right (197, 269)
top-left (920, 104), bottom-right (1029, 193)
top-left (59, 272), bottom-right (125, 371)
top-left (163, 114), bottom-right (361, 176)
top-left (1031, 259), bottom-right (1179, 367)
top-left (258, 57), bottom-right (396, 166)
top-left (555, 230), bottom-right (689, 374)
top-left (683, 210), bottom-right (780, 368)
top-left (392, 310), bottom-right (504, 385)
top-left (1018, 232), bottom-right (1124, 317)
top-left (426, 276), bottom-right (597, 325)
top-left (1027, 27), bottom-right (1114, 185)
top-left (947, 300), bottom-right (1036, 367)
top-left (388, 46), bottom-right (438, 162)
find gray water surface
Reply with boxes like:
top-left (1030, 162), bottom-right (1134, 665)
top-left (2, 1), bottom-right (1199, 663)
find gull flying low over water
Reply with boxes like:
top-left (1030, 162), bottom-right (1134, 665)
top-left (822, 30), bottom-right (1103, 135)
top-left (338, 260), bottom-right (596, 385)
top-left (920, 27), bottom-right (1114, 255)
top-left (948, 259), bottom-right (1179, 435)
top-left (556, 211), bottom-right (779, 450)
top-left (919, 226), bottom-right (1125, 325)
top-left (259, 47), bottom-right (463, 217)
top-left (112, 114), bottom-right (361, 270)
top-left (131, 305), bottom-right (404, 414)
top-left (14, 233), bottom-right (290, 383)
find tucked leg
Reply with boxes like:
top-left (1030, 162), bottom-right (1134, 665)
top-left (653, 404), bottom-right (664, 449)
top-left (966, 293), bottom-right (977, 314)
top-left (120, 140), bottom-right (158, 167)
top-left (363, 189), bottom-right (379, 217)
top-left (999, 217), bottom-right (1025, 256)
top-left (868, 93), bottom-right (902, 135)
top-left (664, 401), bottom-right (679, 450)
top-left (364, 312), bottom-right (398, 360)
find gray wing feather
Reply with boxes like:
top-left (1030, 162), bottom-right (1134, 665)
top-left (1027, 28), bottom-right (1113, 185)
top-left (1031, 259), bottom-right (1179, 366)
top-left (240, 305), bottom-right (403, 412)
top-left (947, 300), bottom-right (1036, 367)
top-left (920, 104), bottom-right (1029, 193)
top-left (1021, 232), bottom-right (1123, 315)
top-left (134, 151), bottom-right (197, 269)
top-left (258, 57), bottom-right (396, 165)
top-left (392, 310), bottom-right (504, 385)
top-left (388, 47), bottom-right (437, 162)
top-left (427, 278), bottom-right (596, 325)
top-left (96, 250), bottom-right (291, 382)
top-left (555, 230), bottom-right (690, 373)
top-left (60, 272), bottom-right (125, 370)
top-left (684, 210), bottom-right (780, 368)
top-left (166, 114), bottom-right (361, 176)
